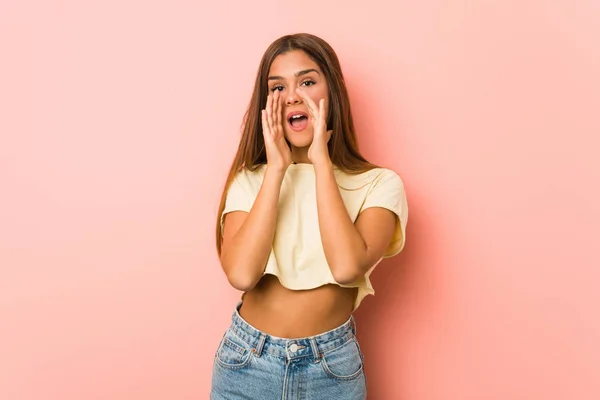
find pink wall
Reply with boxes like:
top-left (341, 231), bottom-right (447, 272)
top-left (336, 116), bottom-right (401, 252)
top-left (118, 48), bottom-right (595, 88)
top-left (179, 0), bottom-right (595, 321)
top-left (1, 1), bottom-right (599, 399)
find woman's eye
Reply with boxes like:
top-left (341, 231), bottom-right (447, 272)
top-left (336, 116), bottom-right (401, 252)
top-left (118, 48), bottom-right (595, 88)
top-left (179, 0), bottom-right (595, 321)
top-left (301, 80), bottom-right (315, 87)
top-left (270, 86), bottom-right (284, 92)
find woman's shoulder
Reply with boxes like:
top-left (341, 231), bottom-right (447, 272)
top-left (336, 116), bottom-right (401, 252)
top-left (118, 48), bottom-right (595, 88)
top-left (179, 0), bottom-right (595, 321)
top-left (335, 165), bottom-right (404, 190)
top-left (369, 167), bottom-right (404, 184)
top-left (234, 164), bottom-right (268, 180)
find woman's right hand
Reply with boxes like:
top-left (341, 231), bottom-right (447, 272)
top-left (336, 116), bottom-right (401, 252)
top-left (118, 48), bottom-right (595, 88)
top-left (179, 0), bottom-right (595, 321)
top-left (261, 90), bottom-right (292, 171)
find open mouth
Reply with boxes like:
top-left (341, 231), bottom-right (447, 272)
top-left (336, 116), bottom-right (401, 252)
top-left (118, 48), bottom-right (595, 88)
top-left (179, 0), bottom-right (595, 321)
top-left (287, 112), bottom-right (309, 132)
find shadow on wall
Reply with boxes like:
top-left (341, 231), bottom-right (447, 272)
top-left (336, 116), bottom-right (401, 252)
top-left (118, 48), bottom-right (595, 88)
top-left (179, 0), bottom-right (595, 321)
top-left (353, 213), bottom-right (420, 398)
top-left (342, 60), bottom-right (438, 397)
top-left (348, 69), bottom-right (429, 394)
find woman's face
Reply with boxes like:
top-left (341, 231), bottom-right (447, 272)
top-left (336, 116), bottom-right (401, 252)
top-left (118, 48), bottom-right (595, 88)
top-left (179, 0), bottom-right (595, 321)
top-left (267, 50), bottom-right (329, 149)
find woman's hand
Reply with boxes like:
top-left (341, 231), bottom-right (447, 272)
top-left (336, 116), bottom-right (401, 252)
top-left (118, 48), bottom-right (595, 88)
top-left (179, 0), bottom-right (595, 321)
top-left (261, 90), bottom-right (292, 171)
top-left (296, 88), bottom-right (333, 167)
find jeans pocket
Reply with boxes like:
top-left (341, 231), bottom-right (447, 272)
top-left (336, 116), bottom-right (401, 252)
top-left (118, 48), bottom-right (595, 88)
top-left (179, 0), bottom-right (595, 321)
top-left (214, 329), bottom-right (253, 370)
top-left (320, 337), bottom-right (364, 381)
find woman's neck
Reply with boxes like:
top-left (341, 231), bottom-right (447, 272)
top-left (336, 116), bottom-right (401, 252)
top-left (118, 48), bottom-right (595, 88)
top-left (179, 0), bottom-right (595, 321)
top-left (291, 146), bottom-right (311, 164)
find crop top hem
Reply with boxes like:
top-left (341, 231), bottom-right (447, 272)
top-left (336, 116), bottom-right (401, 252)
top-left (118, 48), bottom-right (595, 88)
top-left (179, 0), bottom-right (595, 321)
top-left (250, 271), bottom-right (375, 311)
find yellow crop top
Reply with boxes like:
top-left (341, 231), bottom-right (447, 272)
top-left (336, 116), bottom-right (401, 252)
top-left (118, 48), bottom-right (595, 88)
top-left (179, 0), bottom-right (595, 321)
top-left (220, 163), bottom-right (408, 311)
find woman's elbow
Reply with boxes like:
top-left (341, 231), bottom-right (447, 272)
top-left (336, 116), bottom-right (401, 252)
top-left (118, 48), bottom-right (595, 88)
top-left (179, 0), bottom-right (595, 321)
top-left (220, 250), bottom-right (265, 291)
top-left (331, 264), bottom-right (362, 285)
top-left (221, 260), bottom-right (259, 291)
top-left (225, 270), bottom-right (257, 292)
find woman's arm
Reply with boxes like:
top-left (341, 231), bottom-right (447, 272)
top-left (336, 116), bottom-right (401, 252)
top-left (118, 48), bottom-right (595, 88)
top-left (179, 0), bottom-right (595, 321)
top-left (314, 162), bottom-right (398, 284)
top-left (220, 91), bottom-right (290, 291)
top-left (220, 167), bottom-right (285, 291)
top-left (295, 88), bottom-right (401, 284)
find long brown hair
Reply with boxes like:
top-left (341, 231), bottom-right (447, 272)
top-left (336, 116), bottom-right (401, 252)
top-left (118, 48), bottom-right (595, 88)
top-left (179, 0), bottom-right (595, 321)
top-left (216, 33), bottom-right (377, 254)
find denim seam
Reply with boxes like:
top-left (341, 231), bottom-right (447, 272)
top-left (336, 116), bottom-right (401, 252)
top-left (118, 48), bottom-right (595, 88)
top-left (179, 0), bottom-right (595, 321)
top-left (319, 335), bottom-right (355, 354)
top-left (222, 337), bottom-right (246, 355)
top-left (229, 327), bottom-right (254, 349)
top-left (320, 357), bottom-right (364, 381)
top-left (215, 342), bottom-right (253, 370)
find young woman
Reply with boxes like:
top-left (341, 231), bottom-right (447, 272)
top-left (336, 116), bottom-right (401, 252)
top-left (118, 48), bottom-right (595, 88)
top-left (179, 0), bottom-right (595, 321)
top-left (210, 33), bottom-right (408, 399)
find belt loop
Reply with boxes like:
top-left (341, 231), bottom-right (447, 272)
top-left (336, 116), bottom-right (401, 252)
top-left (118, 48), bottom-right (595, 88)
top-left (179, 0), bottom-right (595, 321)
top-left (350, 315), bottom-right (357, 335)
top-left (253, 333), bottom-right (266, 357)
top-left (309, 338), bottom-right (320, 363)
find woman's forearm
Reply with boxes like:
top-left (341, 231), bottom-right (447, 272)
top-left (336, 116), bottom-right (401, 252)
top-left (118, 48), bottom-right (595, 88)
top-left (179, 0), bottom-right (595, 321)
top-left (314, 161), bottom-right (369, 284)
top-left (220, 167), bottom-right (285, 291)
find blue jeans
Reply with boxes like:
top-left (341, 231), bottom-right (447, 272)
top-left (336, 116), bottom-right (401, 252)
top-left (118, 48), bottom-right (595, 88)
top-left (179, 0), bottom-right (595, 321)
top-left (210, 302), bottom-right (367, 399)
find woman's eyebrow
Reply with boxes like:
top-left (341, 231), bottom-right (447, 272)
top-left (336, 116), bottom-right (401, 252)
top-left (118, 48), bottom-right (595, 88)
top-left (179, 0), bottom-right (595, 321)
top-left (295, 68), bottom-right (319, 77)
top-left (268, 68), bottom-right (320, 81)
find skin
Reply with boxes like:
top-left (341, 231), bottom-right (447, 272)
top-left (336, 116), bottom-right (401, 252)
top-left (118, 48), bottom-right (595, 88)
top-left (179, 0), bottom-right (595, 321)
top-left (220, 50), bottom-right (399, 338)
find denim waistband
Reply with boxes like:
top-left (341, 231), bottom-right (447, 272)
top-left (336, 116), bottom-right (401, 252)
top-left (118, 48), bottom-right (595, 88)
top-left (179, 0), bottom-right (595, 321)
top-left (228, 302), bottom-right (356, 361)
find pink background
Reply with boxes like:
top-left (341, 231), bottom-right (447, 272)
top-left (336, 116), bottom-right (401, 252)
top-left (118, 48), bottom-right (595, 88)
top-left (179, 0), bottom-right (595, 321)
top-left (1, 1), bottom-right (599, 399)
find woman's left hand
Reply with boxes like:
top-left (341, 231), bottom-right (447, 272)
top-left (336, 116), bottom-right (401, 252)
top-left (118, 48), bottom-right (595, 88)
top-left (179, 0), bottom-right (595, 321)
top-left (296, 88), bottom-right (333, 167)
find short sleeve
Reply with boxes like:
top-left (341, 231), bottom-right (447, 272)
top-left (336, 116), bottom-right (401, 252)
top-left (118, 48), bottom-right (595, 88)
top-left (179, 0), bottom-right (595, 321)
top-left (360, 169), bottom-right (408, 257)
top-left (220, 171), bottom-right (254, 234)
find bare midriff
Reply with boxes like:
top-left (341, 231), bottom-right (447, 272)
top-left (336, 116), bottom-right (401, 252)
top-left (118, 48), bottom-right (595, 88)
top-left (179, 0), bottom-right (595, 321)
top-left (239, 274), bottom-right (358, 338)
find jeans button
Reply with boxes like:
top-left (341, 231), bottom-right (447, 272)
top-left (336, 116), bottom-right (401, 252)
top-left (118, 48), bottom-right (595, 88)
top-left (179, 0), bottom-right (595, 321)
top-left (289, 343), bottom-right (298, 353)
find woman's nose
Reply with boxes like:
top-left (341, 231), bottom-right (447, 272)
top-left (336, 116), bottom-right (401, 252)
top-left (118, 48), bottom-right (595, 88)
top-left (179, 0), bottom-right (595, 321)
top-left (286, 92), bottom-right (302, 105)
